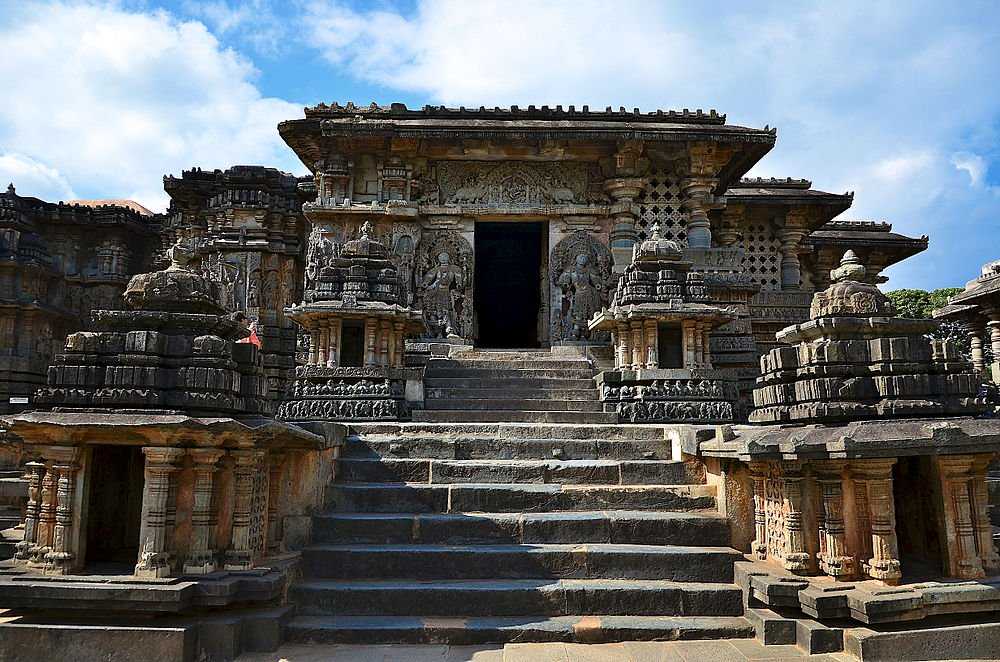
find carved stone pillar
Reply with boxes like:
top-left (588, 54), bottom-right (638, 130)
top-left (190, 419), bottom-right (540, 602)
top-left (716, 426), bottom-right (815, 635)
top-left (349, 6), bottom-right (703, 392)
top-left (225, 450), bottom-right (264, 571)
top-left (630, 321), bottom-right (643, 370)
top-left (393, 321), bottom-right (405, 368)
top-left (968, 326), bottom-right (985, 374)
top-left (815, 461), bottom-right (854, 579)
top-left (780, 463), bottom-right (811, 573)
top-left (267, 451), bottom-right (287, 554)
top-left (45, 449), bottom-right (82, 574)
top-left (987, 318), bottom-right (1000, 383)
top-left (643, 320), bottom-right (658, 368)
top-left (749, 462), bottom-right (768, 561)
top-left (682, 177), bottom-right (715, 249)
top-left (854, 459), bottom-right (902, 584)
top-left (318, 321), bottom-right (329, 366)
top-left (15, 461), bottom-right (45, 562)
top-left (682, 320), bottom-right (697, 368)
top-left (135, 447), bottom-right (184, 578)
top-left (971, 456), bottom-right (1000, 575)
top-left (379, 320), bottom-right (391, 366)
top-left (364, 318), bottom-right (378, 367)
top-left (328, 318), bottom-right (341, 368)
top-left (938, 456), bottom-right (986, 579)
top-left (183, 449), bottom-right (224, 575)
top-left (717, 206), bottom-right (742, 247)
top-left (309, 329), bottom-right (320, 365)
top-left (777, 219), bottom-right (807, 291)
top-left (615, 322), bottom-right (630, 370)
top-left (604, 176), bottom-right (646, 267)
top-left (32, 461), bottom-right (58, 565)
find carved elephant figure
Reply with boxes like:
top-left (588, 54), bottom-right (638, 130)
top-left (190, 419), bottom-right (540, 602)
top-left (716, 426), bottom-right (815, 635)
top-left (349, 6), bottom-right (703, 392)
top-left (549, 187), bottom-right (575, 204)
top-left (451, 186), bottom-right (482, 204)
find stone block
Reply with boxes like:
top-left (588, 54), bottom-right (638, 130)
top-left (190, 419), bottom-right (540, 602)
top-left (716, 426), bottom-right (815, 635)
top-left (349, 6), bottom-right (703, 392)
top-left (795, 618), bottom-right (843, 653)
top-left (745, 606), bottom-right (796, 644)
top-left (0, 623), bottom-right (195, 662)
top-left (846, 621), bottom-right (1000, 661)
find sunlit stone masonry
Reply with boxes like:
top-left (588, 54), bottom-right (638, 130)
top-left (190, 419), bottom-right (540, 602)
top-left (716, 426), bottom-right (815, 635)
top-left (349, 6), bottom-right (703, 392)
top-left (1, 102), bottom-right (998, 662)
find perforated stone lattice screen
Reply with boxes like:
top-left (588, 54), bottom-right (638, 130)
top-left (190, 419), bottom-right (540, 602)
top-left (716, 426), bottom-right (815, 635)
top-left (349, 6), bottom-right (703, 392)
top-left (743, 220), bottom-right (782, 290)
top-left (638, 172), bottom-right (687, 244)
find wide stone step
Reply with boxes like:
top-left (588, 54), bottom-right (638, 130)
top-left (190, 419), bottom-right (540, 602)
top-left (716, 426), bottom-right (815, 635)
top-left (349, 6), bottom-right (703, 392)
top-left (325, 483), bottom-right (716, 513)
top-left (411, 410), bottom-right (618, 424)
top-left (348, 422), bottom-right (667, 441)
top-left (423, 368), bottom-right (596, 380)
top-left (300, 543), bottom-right (741, 582)
top-left (343, 435), bottom-right (673, 461)
top-left (426, 387), bottom-right (598, 401)
top-left (424, 377), bottom-right (596, 389)
top-left (292, 578), bottom-right (744, 617)
top-left (424, 398), bottom-right (604, 412)
top-left (428, 359), bottom-right (593, 370)
top-left (337, 458), bottom-right (697, 485)
top-left (311, 511), bottom-right (732, 546)
top-left (286, 614), bottom-right (755, 645)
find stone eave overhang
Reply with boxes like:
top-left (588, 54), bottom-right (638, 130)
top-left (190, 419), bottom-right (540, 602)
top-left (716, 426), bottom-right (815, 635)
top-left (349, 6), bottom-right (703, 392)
top-left (726, 187), bottom-right (854, 226)
top-left (278, 117), bottom-right (776, 192)
top-left (285, 302), bottom-right (424, 331)
top-left (698, 416), bottom-right (1000, 462)
top-left (933, 302), bottom-right (980, 321)
top-left (3, 412), bottom-right (336, 450)
top-left (774, 316), bottom-right (937, 343)
top-left (804, 229), bottom-right (928, 261)
top-left (589, 302), bottom-right (734, 331)
top-left (944, 277), bottom-right (1000, 308)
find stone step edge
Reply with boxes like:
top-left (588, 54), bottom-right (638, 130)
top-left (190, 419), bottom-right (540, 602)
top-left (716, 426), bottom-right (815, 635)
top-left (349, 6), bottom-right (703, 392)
top-left (302, 542), bottom-right (741, 554)
top-left (285, 614), bottom-right (756, 644)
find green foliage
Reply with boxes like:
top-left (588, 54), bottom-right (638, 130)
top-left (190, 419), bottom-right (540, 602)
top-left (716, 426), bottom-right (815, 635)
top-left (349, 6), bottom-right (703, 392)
top-left (886, 287), bottom-right (963, 319)
top-left (886, 287), bottom-right (975, 362)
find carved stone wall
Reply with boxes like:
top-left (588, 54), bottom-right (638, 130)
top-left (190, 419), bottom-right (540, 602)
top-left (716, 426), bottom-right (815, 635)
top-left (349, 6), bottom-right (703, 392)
top-left (436, 161), bottom-right (599, 207)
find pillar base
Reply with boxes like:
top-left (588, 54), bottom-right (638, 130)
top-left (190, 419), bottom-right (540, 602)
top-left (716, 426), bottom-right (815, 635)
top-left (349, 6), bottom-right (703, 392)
top-left (224, 551), bottom-right (253, 572)
top-left (134, 552), bottom-right (172, 578)
top-left (864, 558), bottom-right (902, 584)
top-left (183, 552), bottom-right (218, 575)
top-left (820, 555), bottom-right (855, 580)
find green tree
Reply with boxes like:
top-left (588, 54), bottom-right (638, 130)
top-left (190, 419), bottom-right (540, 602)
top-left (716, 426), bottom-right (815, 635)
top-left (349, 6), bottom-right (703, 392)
top-left (886, 287), bottom-right (973, 359)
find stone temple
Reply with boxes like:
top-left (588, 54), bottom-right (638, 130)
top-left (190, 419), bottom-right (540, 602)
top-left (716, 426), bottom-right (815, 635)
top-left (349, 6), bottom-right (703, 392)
top-left (0, 103), bottom-right (997, 662)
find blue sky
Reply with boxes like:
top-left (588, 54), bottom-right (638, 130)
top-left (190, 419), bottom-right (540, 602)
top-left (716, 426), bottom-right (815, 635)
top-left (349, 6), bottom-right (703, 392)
top-left (1, 1), bottom-right (998, 291)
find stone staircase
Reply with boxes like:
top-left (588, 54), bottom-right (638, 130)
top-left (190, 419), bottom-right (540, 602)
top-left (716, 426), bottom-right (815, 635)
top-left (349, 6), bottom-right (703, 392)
top-left (285, 419), bottom-right (755, 645)
top-left (412, 350), bottom-right (617, 424)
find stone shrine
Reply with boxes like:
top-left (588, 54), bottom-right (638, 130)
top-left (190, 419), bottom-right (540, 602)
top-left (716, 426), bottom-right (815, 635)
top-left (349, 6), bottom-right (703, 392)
top-left (589, 223), bottom-right (739, 423)
top-left (0, 102), bottom-right (997, 662)
top-left (278, 221), bottom-right (423, 422)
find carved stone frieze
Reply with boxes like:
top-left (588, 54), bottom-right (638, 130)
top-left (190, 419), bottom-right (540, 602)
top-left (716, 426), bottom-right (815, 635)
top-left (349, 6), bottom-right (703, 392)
top-left (436, 161), bottom-right (599, 207)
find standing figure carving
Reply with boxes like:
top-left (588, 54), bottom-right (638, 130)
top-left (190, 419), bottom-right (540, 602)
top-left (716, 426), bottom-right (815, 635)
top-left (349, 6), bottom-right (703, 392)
top-left (415, 230), bottom-right (474, 340)
top-left (550, 231), bottom-right (613, 341)
top-left (421, 252), bottom-right (464, 338)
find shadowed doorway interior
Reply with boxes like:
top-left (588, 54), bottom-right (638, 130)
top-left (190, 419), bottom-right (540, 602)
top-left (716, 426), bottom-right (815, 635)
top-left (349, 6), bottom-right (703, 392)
top-left (475, 222), bottom-right (544, 348)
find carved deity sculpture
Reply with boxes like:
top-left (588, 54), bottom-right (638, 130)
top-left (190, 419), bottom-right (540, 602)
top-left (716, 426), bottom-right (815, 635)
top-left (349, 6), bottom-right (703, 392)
top-left (558, 253), bottom-right (603, 340)
top-left (421, 251), bottom-right (464, 338)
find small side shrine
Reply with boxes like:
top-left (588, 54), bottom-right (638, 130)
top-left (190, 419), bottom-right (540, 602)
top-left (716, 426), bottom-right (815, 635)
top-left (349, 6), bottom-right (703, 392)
top-left (0, 238), bottom-right (341, 650)
top-left (699, 251), bottom-right (1000, 630)
top-left (278, 221), bottom-right (424, 421)
top-left (589, 225), bottom-right (738, 423)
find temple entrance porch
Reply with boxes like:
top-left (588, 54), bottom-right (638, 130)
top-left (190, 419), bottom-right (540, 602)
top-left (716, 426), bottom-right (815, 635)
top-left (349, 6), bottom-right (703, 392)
top-left (473, 221), bottom-right (547, 348)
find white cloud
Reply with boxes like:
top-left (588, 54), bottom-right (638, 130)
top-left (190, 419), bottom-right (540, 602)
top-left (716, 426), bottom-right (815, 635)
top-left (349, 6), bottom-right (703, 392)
top-left (0, 1), bottom-right (305, 211)
top-left (0, 152), bottom-right (76, 202)
top-left (180, 0), bottom-right (286, 56)
top-left (871, 152), bottom-right (935, 183)
top-left (951, 152), bottom-right (987, 187)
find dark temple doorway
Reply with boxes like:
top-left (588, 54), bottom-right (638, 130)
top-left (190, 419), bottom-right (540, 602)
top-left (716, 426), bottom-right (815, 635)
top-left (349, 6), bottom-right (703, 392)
top-left (85, 445), bottom-right (144, 569)
top-left (475, 222), bottom-right (545, 348)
